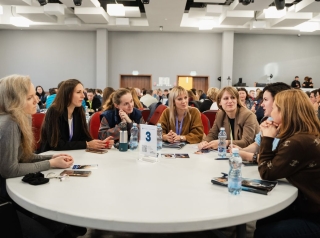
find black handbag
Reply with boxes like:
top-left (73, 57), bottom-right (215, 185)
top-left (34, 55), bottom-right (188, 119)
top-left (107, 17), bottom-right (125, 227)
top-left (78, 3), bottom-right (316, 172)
top-left (0, 197), bottom-right (23, 238)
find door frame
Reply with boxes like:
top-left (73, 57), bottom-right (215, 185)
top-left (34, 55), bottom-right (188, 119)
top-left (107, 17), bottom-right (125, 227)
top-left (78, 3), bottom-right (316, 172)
top-left (176, 75), bottom-right (209, 92)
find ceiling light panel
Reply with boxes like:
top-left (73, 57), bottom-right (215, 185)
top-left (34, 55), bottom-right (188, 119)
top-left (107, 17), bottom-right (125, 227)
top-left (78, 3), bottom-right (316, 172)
top-left (219, 10), bottom-right (254, 25)
top-left (107, 4), bottom-right (125, 17)
top-left (0, 0), bottom-right (32, 6)
top-left (59, 0), bottom-right (100, 8)
top-left (229, 0), bottom-right (274, 11)
top-left (44, 3), bottom-right (65, 16)
top-left (124, 6), bottom-right (141, 17)
top-left (74, 7), bottom-right (109, 23)
top-left (270, 12), bottom-right (313, 27)
top-left (295, 0), bottom-right (320, 13)
top-left (15, 6), bottom-right (57, 23)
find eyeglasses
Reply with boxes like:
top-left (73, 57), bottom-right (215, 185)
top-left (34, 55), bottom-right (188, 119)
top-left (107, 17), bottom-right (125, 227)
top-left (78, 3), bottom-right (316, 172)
top-left (46, 172), bottom-right (69, 182)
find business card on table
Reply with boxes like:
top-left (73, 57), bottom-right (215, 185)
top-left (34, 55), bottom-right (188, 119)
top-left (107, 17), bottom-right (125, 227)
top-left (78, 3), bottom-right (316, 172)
top-left (162, 153), bottom-right (176, 159)
top-left (72, 164), bottom-right (98, 170)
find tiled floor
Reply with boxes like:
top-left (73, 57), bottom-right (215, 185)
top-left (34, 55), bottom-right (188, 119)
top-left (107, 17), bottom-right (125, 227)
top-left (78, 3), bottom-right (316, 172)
top-left (79, 221), bottom-right (256, 238)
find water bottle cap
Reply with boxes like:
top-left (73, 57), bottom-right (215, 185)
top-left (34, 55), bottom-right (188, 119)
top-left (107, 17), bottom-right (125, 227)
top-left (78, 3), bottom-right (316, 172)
top-left (231, 148), bottom-right (239, 153)
top-left (157, 123), bottom-right (161, 126)
top-left (133, 123), bottom-right (137, 126)
top-left (220, 127), bottom-right (225, 130)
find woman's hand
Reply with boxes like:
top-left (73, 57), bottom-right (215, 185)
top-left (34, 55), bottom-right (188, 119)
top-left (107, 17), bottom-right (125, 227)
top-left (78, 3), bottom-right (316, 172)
top-left (260, 120), bottom-right (279, 138)
top-left (102, 136), bottom-right (114, 149)
top-left (51, 153), bottom-right (71, 159)
top-left (119, 109), bottom-right (132, 123)
top-left (239, 151), bottom-right (254, 161)
top-left (198, 140), bottom-right (218, 150)
top-left (166, 130), bottom-right (176, 143)
top-left (49, 155), bottom-right (74, 168)
top-left (87, 139), bottom-right (109, 149)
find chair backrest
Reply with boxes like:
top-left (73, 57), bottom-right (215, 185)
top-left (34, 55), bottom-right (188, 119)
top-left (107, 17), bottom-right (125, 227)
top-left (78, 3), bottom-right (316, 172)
top-left (202, 110), bottom-right (218, 128)
top-left (148, 104), bottom-right (167, 125)
top-left (32, 113), bottom-right (45, 152)
top-left (88, 111), bottom-right (102, 139)
top-left (200, 113), bottom-right (210, 135)
top-left (188, 101), bottom-right (201, 109)
top-left (141, 109), bottom-right (150, 122)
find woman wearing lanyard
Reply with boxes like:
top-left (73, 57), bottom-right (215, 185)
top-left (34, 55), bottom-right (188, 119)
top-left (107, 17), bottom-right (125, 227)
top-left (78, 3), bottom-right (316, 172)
top-left (40, 79), bottom-right (113, 152)
top-left (158, 86), bottom-right (203, 144)
top-left (198, 86), bottom-right (259, 150)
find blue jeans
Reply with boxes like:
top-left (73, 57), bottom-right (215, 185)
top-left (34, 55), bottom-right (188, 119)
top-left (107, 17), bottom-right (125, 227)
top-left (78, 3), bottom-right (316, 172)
top-left (254, 205), bottom-right (320, 238)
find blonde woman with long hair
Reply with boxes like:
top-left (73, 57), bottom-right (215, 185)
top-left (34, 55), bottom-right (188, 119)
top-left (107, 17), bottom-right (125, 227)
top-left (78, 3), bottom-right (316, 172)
top-left (0, 75), bottom-right (80, 237)
top-left (255, 89), bottom-right (320, 238)
top-left (158, 86), bottom-right (203, 144)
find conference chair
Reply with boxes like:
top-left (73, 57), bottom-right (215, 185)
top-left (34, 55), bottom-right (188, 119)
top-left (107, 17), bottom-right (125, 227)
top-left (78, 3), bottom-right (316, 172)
top-left (32, 113), bottom-right (45, 153)
top-left (141, 108), bottom-right (150, 122)
top-left (202, 110), bottom-right (218, 128)
top-left (148, 104), bottom-right (167, 125)
top-left (88, 111), bottom-right (102, 139)
top-left (200, 113), bottom-right (210, 135)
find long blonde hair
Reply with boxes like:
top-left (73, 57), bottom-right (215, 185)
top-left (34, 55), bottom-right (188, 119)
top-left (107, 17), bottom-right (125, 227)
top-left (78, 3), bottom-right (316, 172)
top-left (275, 89), bottom-right (320, 140)
top-left (0, 75), bottom-right (34, 159)
top-left (168, 86), bottom-right (191, 127)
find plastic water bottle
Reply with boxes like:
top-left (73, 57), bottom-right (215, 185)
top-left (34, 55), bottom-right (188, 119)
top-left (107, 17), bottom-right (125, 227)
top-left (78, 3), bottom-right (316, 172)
top-left (129, 123), bottom-right (139, 150)
top-left (228, 148), bottom-right (242, 195)
top-left (218, 127), bottom-right (227, 158)
top-left (157, 123), bottom-right (163, 150)
top-left (85, 106), bottom-right (90, 124)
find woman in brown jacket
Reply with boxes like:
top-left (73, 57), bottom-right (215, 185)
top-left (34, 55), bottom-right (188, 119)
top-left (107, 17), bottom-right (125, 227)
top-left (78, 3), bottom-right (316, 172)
top-left (198, 86), bottom-right (259, 150)
top-left (158, 86), bottom-right (203, 144)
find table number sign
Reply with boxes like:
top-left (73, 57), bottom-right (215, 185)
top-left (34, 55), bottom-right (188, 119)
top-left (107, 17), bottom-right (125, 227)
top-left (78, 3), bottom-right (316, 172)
top-left (139, 124), bottom-right (158, 163)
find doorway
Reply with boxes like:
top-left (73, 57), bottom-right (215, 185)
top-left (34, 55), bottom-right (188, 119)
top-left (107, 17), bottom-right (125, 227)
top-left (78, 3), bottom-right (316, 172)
top-left (177, 76), bottom-right (209, 93)
top-left (120, 75), bottom-right (152, 89)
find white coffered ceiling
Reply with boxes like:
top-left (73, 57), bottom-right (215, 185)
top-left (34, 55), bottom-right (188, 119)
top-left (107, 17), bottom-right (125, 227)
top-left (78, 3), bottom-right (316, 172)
top-left (0, 0), bottom-right (319, 35)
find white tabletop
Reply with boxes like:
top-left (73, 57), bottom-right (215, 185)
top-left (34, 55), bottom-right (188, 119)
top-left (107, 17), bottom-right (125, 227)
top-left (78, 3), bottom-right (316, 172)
top-left (6, 145), bottom-right (297, 233)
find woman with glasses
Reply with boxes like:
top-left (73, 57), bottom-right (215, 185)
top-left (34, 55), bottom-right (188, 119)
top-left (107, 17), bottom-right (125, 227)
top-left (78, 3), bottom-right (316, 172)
top-left (254, 89), bottom-right (320, 238)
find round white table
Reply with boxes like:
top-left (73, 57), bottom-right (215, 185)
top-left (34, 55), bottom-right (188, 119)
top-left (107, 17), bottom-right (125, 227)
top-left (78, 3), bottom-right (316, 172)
top-left (6, 145), bottom-right (297, 233)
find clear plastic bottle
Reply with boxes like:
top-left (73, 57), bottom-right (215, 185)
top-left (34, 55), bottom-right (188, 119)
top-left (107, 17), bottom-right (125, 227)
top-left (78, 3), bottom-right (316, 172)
top-left (157, 123), bottom-right (162, 150)
top-left (129, 123), bottom-right (139, 150)
top-left (218, 127), bottom-right (227, 158)
top-left (228, 148), bottom-right (242, 195)
top-left (85, 106), bottom-right (90, 124)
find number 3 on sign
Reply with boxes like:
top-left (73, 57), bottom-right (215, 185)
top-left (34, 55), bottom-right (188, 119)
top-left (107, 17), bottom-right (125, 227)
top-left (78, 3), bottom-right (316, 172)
top-left (146, 131), bottom-right (151, 142)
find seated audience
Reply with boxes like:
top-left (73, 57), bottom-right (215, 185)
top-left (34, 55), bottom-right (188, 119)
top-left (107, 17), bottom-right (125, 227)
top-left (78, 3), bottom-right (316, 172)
top-left (199, 87), bottom-right (219, 112)
top-left (198, 86), bottom-right (260, 150)
top-left (140, 89), bottom-right (158, 107)
top-left (99, 88), bottom-right (145, 142)
top-left (291, 76), bottom-right (301, 89)
top-left (198, 89), bottom-right (207, 101)
top-left (46, 87), bottom-right (58, 109)
top-left (129, 87), bottom-right (145, 109)
top-left (102, 87), bottom-right (115, 107)
top-left (95, 89), bottom-right (103, 103)
top-left (158, 86), bottom-right (203, 144)
top-left (36, 85), bottom-right (47, 107)
top-left (86, 88), bottom-right (101, 115)
top-left (40, 79), bottom-right (113, 152)
top-left (238, 87), bottom-right (254, 109)
top-left (0, 74), bottom-right (83, 237)
top-left (250, 90), bottom-right (264, 123)
top-left (233, 82), bottom-right (291, 161)
top-left (254, 89), bottom-right (320, 238)
top-left (309, 77), bottom-right (314, 88)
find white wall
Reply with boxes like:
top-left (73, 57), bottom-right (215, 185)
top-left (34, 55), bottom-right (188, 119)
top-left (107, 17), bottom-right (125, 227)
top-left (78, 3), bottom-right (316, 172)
top-left (0, 30), bottom-right (96, 89)
top-left (108, 32), bottom-right (222, 90)
top-left (233, 34), bottom-right (320, 88)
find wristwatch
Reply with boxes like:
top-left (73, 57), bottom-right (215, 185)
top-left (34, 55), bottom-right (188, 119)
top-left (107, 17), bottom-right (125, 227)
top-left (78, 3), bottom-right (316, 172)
top-left (180, 135), bottom-right (185, 141)
top-left (252, 152), bottom-right (258, 164)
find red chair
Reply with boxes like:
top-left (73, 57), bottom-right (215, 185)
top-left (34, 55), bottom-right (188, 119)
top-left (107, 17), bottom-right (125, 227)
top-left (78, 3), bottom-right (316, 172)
top-left (32, 113), bottom-right (45, 152)
top-left (200, 113), bottom-right (210, 135)
top-left (141, 109), bottom-right (150, 122)
top-left (148, 105), bottom-right (167, 125)
top-left (202, 110), bottom-right (218, 128)
top-left (88, 111), bottom-right (102, 139)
